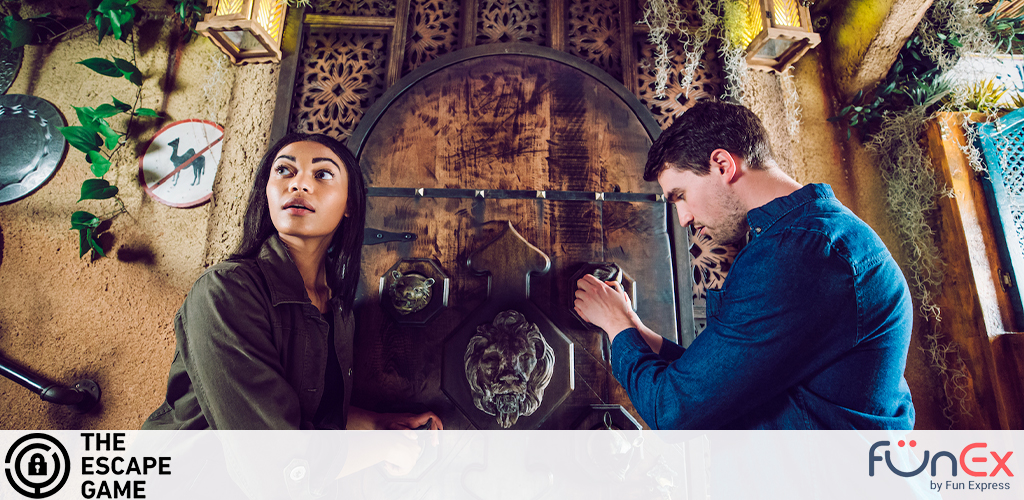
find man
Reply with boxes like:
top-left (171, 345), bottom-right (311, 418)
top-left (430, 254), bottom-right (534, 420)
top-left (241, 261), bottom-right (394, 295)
top-left (574, 100), bottom-right (915, 429)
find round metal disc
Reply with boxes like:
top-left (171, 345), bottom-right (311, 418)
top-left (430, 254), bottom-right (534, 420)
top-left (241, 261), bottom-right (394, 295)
top-left (0, 94), bottom-right (67, 204)
top-left (0, 36), bottom-right (23, 94)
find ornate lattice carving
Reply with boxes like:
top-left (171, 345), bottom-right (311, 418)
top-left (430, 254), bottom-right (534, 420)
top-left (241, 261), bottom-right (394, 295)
top-left (312, 0), bottom-right (397, 16)
top-left (634, 0), bottom-right (703, 27)
top-left (690, 229), bottom-right (738, 337)
top-left (568, 0), bottom-right (621, 80)
top-left (290, 31), bottom-right (388, 143)
top-left (476, 0), bottom-right (548, 46)
top-left (689, 230), bottom-right (738, 302)
top-left (404, 0), bottom-right (461, 74)
top-left (635, 36), bottom-right (724, 129)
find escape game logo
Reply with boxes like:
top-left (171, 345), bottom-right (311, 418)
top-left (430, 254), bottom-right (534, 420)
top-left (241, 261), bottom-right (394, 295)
top-left (869, 439), bottom-right (1014, 493)
top-left (5, 433), bottom-right (171, 499)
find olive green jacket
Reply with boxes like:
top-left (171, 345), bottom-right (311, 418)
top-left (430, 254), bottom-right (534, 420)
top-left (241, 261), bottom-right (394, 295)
top-left (143, 234), bottom-right (355, 430)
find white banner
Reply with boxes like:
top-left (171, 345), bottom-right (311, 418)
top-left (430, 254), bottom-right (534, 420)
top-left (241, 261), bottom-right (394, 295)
top-left (0, 430), bottom-right (1019, 499)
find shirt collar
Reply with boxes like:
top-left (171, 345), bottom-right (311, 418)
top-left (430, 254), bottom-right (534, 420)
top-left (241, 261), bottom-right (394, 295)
top-left (256, 233), bottom-right (310, 305)
top-left (745, 183), bottom-right (834, 239)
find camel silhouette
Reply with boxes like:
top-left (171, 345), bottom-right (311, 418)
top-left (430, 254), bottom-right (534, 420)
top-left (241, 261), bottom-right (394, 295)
top-left (168, 138), bottom-right (205, 187)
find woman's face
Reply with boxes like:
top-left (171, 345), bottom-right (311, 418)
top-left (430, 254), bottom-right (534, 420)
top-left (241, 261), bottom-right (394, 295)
top-left (266, 141), bottom-right (349, 242)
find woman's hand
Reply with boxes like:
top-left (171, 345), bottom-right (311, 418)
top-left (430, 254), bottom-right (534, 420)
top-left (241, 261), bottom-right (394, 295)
top-left (376, 411), bottom-right (444, 431)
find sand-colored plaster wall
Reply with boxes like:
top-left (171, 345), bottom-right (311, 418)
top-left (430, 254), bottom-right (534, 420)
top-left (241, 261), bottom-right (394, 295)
top-left (0, 3), bottom-right (280, 429)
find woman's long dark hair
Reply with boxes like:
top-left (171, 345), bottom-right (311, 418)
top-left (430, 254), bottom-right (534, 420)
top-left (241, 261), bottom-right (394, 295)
top-left (231, 133), bottom-right (366, 312)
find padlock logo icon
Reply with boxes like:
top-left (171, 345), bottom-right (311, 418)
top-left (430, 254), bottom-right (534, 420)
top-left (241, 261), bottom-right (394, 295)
top-left (28, 453), bottom-right (47, 476)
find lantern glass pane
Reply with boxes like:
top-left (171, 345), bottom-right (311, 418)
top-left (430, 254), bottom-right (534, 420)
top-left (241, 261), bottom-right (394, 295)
top-left (224, 29), bottom-right (264, 51)
top-left (773, 0), bottom-right (802, 27)
top-left (755, 38), bottom-right (794, 58)
top-left (256, 0), bottom-right (287, 42)
top-left (736, 0), bottom-right (763, 49)
top-left (217, 0), bottom-right (246, 16)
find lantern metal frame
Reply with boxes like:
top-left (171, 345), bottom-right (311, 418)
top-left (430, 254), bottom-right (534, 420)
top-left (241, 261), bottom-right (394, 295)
top-left (196, 0), bottom-right (287, 64)
top-left (740, 0), bottom-right (821, 73)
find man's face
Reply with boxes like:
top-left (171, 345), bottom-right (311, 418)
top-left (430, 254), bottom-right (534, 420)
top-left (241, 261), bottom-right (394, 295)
top-left (658, 166), bottom-right (748, 246)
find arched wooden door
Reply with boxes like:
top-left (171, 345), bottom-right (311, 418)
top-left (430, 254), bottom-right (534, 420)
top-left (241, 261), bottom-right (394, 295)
top-left (348, 43), bottom-right (693, 429)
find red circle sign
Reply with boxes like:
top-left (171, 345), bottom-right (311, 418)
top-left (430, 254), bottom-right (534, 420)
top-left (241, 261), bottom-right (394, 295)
top-left (138, 119), bottom-right (224, 208)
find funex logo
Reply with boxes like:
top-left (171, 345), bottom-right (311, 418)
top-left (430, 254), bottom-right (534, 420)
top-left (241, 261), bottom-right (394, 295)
top-left (869, 439), bottom-right (1014, 493)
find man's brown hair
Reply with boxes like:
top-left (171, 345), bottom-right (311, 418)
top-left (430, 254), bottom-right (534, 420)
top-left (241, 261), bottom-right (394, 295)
top-left (643, 100), bottom-right (776, 182)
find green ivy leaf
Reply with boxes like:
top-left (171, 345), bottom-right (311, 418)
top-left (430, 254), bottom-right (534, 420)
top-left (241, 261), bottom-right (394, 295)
top-left (134, 107), bottom-right (159, 117)
top-left (58, 126), bottom-right (102, 153)
top-left (94, 103), bottom-right (124, 118)
top-left (108, 7), bottom-right (134, 41)
top-left (113, 57), bottom-right (142, 86)
top-left (78, 58), bottom-right (122, 77)
top-left (87, 229), bottom-right (105, 257)
top-left (111, 96), bottom-right (131, 112)
top-left (79, 228), bottom-right (89, 257)
top-left (94, 14), bottom-right (111, 44)
top-left (79, 178), bottom-right (119, 202)
top-left (70, 211), bottom-right (101, 230)
top-left (73, 107), bottom-right (121, 150)
top-left (1, 16), bottom-right (34, 49)
top-left (87, 150), bottom-right (111, 177)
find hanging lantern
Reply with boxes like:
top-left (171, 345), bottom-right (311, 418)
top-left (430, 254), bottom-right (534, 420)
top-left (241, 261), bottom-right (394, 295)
top-left (730, 0), bottom-right (820, 73)
top-left (196, 0), bottom-right (287, 64)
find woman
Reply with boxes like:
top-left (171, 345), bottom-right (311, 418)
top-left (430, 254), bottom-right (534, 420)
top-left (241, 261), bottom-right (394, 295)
top-left (143, 133), bottom-right (441, 431)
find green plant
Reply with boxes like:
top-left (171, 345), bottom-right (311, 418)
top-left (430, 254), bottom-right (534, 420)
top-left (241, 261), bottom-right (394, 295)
top-left (957, 78), bottom-right (1008, 113)
top-left (170, 0), bottom-right (207, 42)
top-left (979, 0), bottom-right (1024, 53)
top-left (59, 0), bottom-right (166, 258)
top-left (1009, 92), bottom-right (1024, 109)
top-left (0, 0), bottom-right (165, 258)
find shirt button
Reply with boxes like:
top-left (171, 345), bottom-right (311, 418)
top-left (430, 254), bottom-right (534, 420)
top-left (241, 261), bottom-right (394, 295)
top-left (754, 227), bottom-right (761, 233)
top-left (290, 466), bottom-right (306, 481)
top-left (347, 368), bottom-right (353, 376)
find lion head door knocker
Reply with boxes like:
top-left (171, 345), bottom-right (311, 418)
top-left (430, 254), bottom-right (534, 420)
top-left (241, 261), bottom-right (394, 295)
top-left (442, 221), bottom-right (574, 429)
top-left (388, 270), bottom-right (435, 315)
top-left (464, 310), bottom-right (555, 428)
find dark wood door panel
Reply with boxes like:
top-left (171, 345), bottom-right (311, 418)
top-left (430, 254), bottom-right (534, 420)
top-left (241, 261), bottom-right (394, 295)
top-left (349, 44), bottom-right (685, 428)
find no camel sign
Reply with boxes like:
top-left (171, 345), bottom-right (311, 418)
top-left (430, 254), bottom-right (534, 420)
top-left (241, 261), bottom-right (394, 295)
top-left (138, 119), bottom-right (224, 208)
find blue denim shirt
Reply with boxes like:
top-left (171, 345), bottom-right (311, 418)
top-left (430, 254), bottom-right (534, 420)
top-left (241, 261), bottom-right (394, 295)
top-left (612, 184), bottom-right (915, 429)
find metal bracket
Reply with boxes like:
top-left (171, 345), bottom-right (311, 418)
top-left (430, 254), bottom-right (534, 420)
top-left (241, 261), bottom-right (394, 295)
top-left (363, 228), bottom-right (417, 245)
top-left (1000, 268), bottom-right (1014, 290)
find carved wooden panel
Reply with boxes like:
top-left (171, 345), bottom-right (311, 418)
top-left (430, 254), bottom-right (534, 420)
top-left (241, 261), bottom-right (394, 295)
top-left (689, 229), bottom-right (739, 336)
top-left (404, 0), bottom-right (462, 74)
top-left (475, 0), bottom-right (548, 46)
top-left (567, 0), bottom-right (622, 81)
top-left (634, 35), bottom-right (724, 130)
top-left (312, 0), bottom-right (397, 16)
top-left (290, 31), bottom-right (390, 143)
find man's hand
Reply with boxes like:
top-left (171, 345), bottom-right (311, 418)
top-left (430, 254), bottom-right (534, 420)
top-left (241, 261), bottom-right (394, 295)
top-left (574, 274), bottom-right (637, 341)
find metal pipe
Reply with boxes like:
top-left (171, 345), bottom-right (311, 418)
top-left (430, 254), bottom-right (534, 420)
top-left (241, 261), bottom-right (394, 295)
top-left (0, 354), bottom-right (101, 413)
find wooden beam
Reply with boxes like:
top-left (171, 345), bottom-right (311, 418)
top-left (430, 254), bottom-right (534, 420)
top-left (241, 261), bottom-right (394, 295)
top-left (461, 0), bottom-right (479, 49)
top-left (549, 0), bottom-right (566, 51)
top-left (387, 0), bottom-right (413, 87)
top-left (303, 13), bottom-right (395, 31)
top-left (270, 5), bottom-right (306, 145)
top-left (618, 0), bottom-right (636, 95)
